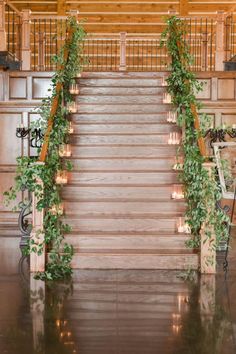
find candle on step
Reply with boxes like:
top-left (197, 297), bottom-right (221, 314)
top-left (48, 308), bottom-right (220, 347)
top-left (167, 111), bottom-right (177, 123)
top-left (68, 121), bottom-right (74, 134)
top-left (163, 92), bottom-right (172, 104)
top-left (69, 83), bottom-right (80, 95)
top-left (55, 170), bottom-right (68, 184)
top-left (67, 101), bottom-right (79, 113)
top-left (161, 77), bottom-right (168, 87)
top-left (50, 203), bottom-right (64, 215)
top-left (59, 144), bottom-right (72, 157)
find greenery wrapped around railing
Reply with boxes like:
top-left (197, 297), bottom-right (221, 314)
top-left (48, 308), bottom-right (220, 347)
top-left (4, 16), bottom-right (86, 280)
top-left (161, 16), bottom-right (229, 269)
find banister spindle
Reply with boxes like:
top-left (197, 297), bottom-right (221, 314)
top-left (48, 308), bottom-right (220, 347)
top-left (21, 9), bottom-right (31, 70)
top-left (119, 32), bottom-right (127, 71)
top-left (0, 0), bottom-right (7, 51)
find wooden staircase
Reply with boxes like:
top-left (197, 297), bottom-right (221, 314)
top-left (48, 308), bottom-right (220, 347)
top-left (62, 72), bottom-right (199, 269)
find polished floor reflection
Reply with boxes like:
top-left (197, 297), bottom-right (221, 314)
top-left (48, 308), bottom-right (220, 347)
top-left (0, 235), bottom-right (236, 354)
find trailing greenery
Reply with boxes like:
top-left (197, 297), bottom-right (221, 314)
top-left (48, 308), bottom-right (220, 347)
top-left (161, 16), bottom-right (229, 253)
top-left (4, 16), bottom-right (86, 280)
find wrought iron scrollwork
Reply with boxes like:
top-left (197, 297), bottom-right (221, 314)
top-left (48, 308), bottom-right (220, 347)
top-left (18, 185), bottom-right (33, 253)
top-left (16, 127), bottom-right (44, 148)
top-left (204, 128), bottom-right (236, 149)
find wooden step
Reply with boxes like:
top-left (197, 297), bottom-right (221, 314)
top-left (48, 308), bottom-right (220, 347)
top-left (77, 95), bottom-right (164, 104)
top-left (65, 158), bottom-right (175, 172)
top-left (78, 78), bottom-right (163, 87)
top-left (68, 171), bottom-right (179, 185)
top-left (71, 145), bottom-right (179, 158)
top-left (70, 250), bottom-right (199, 270)
top-left (63, 217), bottom-right (180, 233)
top-left (71, 113), bottom-right (170, 124)
top-left (70, 134), bottom-right (172, 146)
top-left (65, 234), bottom-right (190, 250)
top-left (63, 201), bottom-right (186, 216)
top-left (62, 185), bottom-right (176, 201)
top-left (72, 124), bottom-right (178, 135)
top-left (76, 103), bottom-right (171, 114)
top-left (79, 87), bottom-right (165, 95)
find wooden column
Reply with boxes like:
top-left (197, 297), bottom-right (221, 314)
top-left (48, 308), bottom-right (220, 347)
top-left (215, 11), bottom-right (226, 71)
top-left (200, 162), bottom-right (216, 274)
top-left (30, 173), bottom-right (45, 273)
top-left (119, 32), bottom-right (127, 71)
top-left (21, 9), bottom-right (31, 70)
top-left (179, 0), bottom-right (189, 16)
top-left (0, 0), bottom-right (6, 51)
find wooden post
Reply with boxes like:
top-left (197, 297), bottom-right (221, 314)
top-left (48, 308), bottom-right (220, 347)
top-left (21, 9), bottom-right (31, 70)
top-left (119, 32), bottom-right (127, 71)
top-left (0, 0), bottom-right (6, 51)
top-left (30, 173), bottom-right (45, 273)
top-left (38, 32), bottom-right (45, 71)
top-left (215, 11), bottom-right (226, 71)
top-left (200, 162), bottom-right (216, 274)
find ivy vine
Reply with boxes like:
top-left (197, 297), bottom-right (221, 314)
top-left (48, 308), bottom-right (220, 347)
top-left (161, 16), bottom-right (229, 253)
top-left (4, 17), bottom-right (86, 280)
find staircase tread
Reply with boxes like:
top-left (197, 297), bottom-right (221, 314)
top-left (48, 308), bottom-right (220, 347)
top-left (73, 249), bottom-right (198, 255)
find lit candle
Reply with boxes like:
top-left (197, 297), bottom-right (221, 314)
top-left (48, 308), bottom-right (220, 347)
top-left (161, 77), bottom-right (168, 87)
top-left (59, 144), bottom-right (72, 157)
top-left (67, 101), bottom-right (78, 113)
top-left (50, 203), bottom-right (64, 215)
top-left (68, 122), bottom-right (74, 134)
top-left (232, 124), bottom-right (236, 129)
top-left (167, 111), bottom-right (177, 123)
top-left (163, 93), bottom-right (172, 104)
top-left (55, 170), bottom-right (68, 184)
top-left (69, 83), bottom-right (80, 95)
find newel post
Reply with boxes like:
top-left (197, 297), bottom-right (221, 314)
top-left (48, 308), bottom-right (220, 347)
top-left (200, 162), bottom-right (216, 274)
top-left (30, 173), bottom-right (45, 273)
top-left (21, 9), bottom-right (31, 70)
top-left (0, 0), bottom-right (6, 51)
top-left (215, 11), bottom-right (226, 71)
top-left (119, 32), bottom-right (127, 71)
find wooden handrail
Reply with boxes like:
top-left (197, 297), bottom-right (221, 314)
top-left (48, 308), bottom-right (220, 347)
top-left (38, 25), bottom-right (74, 163)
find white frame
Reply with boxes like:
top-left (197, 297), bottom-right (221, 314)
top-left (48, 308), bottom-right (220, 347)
top-left (213, 142), bottom-right (236, 200)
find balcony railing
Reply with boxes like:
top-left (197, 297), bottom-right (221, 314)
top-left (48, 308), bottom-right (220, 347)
top-left (0, 3), bottom-right (233, 72)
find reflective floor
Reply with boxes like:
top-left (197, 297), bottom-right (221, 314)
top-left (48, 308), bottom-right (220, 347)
top-left (1, 234), bottom-right (236, 354)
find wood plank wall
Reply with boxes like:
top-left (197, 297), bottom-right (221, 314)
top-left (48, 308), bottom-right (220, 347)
top-left (8, 0), bottom-right (236, 33)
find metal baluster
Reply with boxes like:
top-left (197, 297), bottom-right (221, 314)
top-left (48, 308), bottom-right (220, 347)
top-left (49, 19), bottom-right (52, 70)
top-left (12, 11), bottom-right (15, 56)
top-left (7, 5), bottom-right (10, 52)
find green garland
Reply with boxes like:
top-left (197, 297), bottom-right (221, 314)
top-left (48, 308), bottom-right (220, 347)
top-left (161, 16), bottom-right (229, 252)
top-left (4, 17), bottom-right (86, 280)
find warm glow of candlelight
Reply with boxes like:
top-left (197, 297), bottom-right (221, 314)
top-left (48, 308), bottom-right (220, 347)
top-left (50, 203), bottom-right (64, 215)
top-left (55, 170), bottom-right (68, 185)
top-left (69, 83), bottom-right (80, 95)
top-left (167, 111), bottom-right (177, 123)
top-left (173, 156), bottom-right (184, 170)
top-left (168, 132), bottom-right (181, 145)
top-left (172, 185), bottom-right (184, 199)
top-left (163, 92), bottom-right (172, 104)
top-left (68, 122), bottom-right (74, 134)
top-left (67, 101), bottom-right (79, 113)
top-left (161, 77), bottom-right (168, 87)
top-left (59, 144), bottom-right (72, 157)
top-left (177, 217), bottom-right (191, 233)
